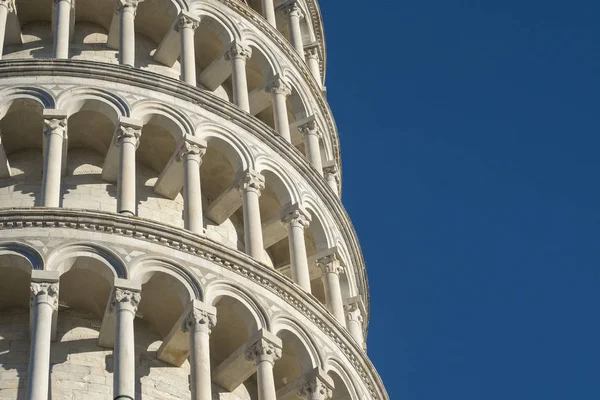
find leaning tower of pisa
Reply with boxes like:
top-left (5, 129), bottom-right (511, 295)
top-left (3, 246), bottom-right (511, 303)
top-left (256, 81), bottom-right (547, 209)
top-left (0, 0), bottom-right (388, 399)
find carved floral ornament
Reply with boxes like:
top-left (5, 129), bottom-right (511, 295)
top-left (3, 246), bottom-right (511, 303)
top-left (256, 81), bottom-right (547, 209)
top-left (0, 0), bottom-right (14, 12)
top-left (283, 206), bottom-right (312, 228)
top-left (237, 170), bottom-right (266, 194)
top-left (178, 13), bottom-right (201, 31)
top-left (30, 282), bottom-right (59, 310)
top-left (182, 308), bottom-right (217, 333)
top-left (110, 288), bottom-right (141, 313)
top-left (316, 254), bottom-right (344, 275)
top-left (43, 118), bottom-right (67, 138)
top-left (117, 0), bottom-right (143, 13)
top-left (224, 41), bottom-right (253, 61)
top-left (244, 339), bottom-right (283, 363)
top-left (297, 378), bottom-right (334, 399)
top-left (116, 125), bottom-right (142, 147)
top-left (266, 75), bottom-right (292, 96)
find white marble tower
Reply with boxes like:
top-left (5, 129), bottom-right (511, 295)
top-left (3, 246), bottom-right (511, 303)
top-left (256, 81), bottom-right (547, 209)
top-left (0, 0), bottom-right (388, 399)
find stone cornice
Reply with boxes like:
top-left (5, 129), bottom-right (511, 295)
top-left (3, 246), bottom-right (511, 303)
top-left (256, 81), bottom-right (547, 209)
top-left (0, 59), bottom-right (368, 321)
top-left (0, 208), bottom-right (388, 400)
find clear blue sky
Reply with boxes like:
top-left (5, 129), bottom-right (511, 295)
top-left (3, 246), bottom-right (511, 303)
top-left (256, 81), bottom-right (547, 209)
top-left (320, 1), bottom-right (600, 399)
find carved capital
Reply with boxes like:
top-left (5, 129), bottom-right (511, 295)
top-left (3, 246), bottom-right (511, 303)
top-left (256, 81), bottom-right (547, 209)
top-left (177, 140), bottom-right (206, 164)
top-left (237, 170), bottom-right (265, 195)
top-left (30, 282), bottom-right (59, 310)
top-left (245, 338), bottom-right (282, 365)
top-left (117, 0), bottom-right (143, 13)
top-left (316, 254), bottom-right (344, 275)
top-left (344, 303), bottom-right (364, 323)
top-left (281, 1), bottom-right (304, 20)
top-left (224, 41), bottom-right (252, 61)
top-left (297, 377), bottom-right (334, 400)
top-left (304, 46), bottom-right (319, 60)
top-left (182, 307), bottom-right (217, 334)
top-left (0, 0), bottom-right (15, 12)
top-left (266, 75), bottom-right (292, 96)
top-left (298, 119), bottom-right (321, 138)
top-left (43, 118), bottom-right (67, 139)
top-left (323, 164), bottom-right (340, 183)
top-left (110, 288), bottom-right (141, 314)
top-left (282, 205), bottom-right (311, 229)
top-left (178, 13), bottom-right (200, 31)
top-left (117, 125), bottom-right (142, 148)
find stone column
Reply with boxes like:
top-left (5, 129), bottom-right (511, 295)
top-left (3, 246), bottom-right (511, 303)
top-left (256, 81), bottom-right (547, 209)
top-left (53, 0), bottom-right (73, 59)
top-left (225, 41), bottom-right (252, 112)
top-left (245, 335), bottom-right (282, 400)
top-left (238, 170), bottom-right (266, 261)
top-left (283, 204), bottom-right (312, 293)
top-left (261, 0), bottom-right (276, 28)
top-left (0, 0), bottom-right (14, 60)
top-left (118, 0), bottom-right (143, 66)
top-left (116, 123), bottom-right (141, 216)
top-left (180, 139), bottom-right (207, 234)
top-left (298, 119), bottom-right (323, 175)
top-left (304, 44), bottom-right (322, 86)
top-left (266, 75), bottom-right (292, 142)
top-left (178, 12), bottom-right (200, 85)
top-left (111, 287), bottom-right (141, 400)
top-left (316, 252), bottom-right (346, 325)
top-left (323, 162), bottom-right (340, 196)
top-left (26, 281), bottom-right (59, 400)
top-left (344, 299), bottom-right (365, 349)
top-left (297, 375), bottom-right (334, 400)
top-left (281, 1), bottom-right (305, 57)
top-left (182, 304), bottom-right (217, 400)
top-left (41, 115), bottom-right (67, 207)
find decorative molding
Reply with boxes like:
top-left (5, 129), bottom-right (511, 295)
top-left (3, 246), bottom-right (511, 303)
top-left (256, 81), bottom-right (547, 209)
top-left (0, 208), bottom-right (386, 400)
top-left (0, 60), bottom-right (367, 329)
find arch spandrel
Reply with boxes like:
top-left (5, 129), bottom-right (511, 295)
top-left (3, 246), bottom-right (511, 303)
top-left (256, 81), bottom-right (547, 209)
top-left (45, 242), bottom-right (128, 280)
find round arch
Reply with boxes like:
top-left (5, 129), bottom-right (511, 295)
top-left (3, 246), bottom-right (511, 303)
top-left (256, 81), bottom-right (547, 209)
top-left (189, 2), bottom-right (240, 44)
top-left (56, 87), bottom-right (130, 124)
top-left (325, 357), bottom-right (360, 400)
top-left (255, 156), bottom-right (300, 206)
top-left (196, 122), bottom-right (255, 172)
top-left (271, 315), bottom-right (323, 371)
top-left (204, 280), bottom-right (269, 333)
top-left (131, 100), bottom-right (194, 140)
top-left (128, 256), bottom-right (201, 302)
top-left (46, 242), bottom-right (127, 280)
top-left (0, 86), bottom-right (55, 119)
top-left (0, 241), bottom-right (44, 272)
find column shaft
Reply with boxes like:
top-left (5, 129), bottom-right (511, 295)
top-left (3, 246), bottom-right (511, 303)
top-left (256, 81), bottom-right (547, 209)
top-left (112, 289), bottom-right (140, 399)
top-left (284, 206), bottom-right (312, 293)
top-left (273, 92), bottom-right (291, 142)
top-left (41, 118), bottom-right (66, 207)
top-left (323, 271), bottom-right (345, 324)
top-left (304, 132), bottom-right (322, 173)
top-left (267, 76), bottom-right (292, 142)
top-left (256, 358), bottom-right (277, 400)
top-left (190, 328), bottom-right (211, 400)
top-left (239, 170), bottom-right (265, 261)
top-left (183, 152), bottom-right (203, 233)
top-left (0, 2), bottom-right (11, 60)
top-left (261, 0), bottom-right (276, 27)
top-left (232, 56), bottom-right (250, 112)
top-left (53, 0), bottom-right (71, 59)
top-left (117, 125), bottom-right (140, 216)
top-left (119, 4), bottom-right (136, 66)
top-left (179, 14), bottom-right (199, 85)
top-left (27, 283), bottom-right (58, 400)
top-left (288, 11), bottom-right (304, 57)
top-left (305, 49), bottom-right (322, 85)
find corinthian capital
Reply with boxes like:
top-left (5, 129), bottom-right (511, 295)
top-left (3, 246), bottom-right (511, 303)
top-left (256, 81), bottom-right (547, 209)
top-left (316, 251), bottom-right (344, 275)
top-left (30, 282), bottom-right (60, 310)
top-left (182, 306), bottom-right (217, 334)
top-left (281, 1), bottom-right (304, 20)
top-left (344, 302), bottom-right (364, 323)
top-left (0, 0), bottom-right (15, 12)
top-left (282, 204), bottom-right (311, 229)
top-left (297, 378), bottom-right (334, 400)
top-left (245, 337), bottom-right (282, 365)
top-left (110, 287), bottom-right (141, 313)
top-left (298, 118), bottom-right (321, 138)
top-left (176, 136), bottom-right (207, 163)
top-left (237, 169), bottom-right (265, 195)
top-left (224, 41), bottom-right (252, 61)
top-left (177, 12), bottom-right (200, 31)
top-left (117, 124), bottom-right (142, 147)
top-left (117, 0), bottom-right (143, 13)
top-left (43, 118), bottom-right (67, 139)
top-left (266, 74), bottom-right (292, 96)
top-left (304, 43), bottom-right (320, 60)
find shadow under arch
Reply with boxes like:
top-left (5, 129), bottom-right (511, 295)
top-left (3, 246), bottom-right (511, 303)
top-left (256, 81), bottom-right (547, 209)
top-left (326, 357), bottom-right (360, 400)
top-left (271, 315), bottom-right (323, 390)
top-left (0, 241), bottom-right (44, 271)
top-left (56, 87), bottom-right (130, 125)
top-left (0, 86), bottom-right (55, 119)
top-left (197, 122), bottom-right (255, 173)
top-left (46, 242), bottom-right (127, 280)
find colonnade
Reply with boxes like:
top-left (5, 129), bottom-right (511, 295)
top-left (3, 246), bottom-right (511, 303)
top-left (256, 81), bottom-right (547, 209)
top-left (24, 272), bottom-right (345, 400)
